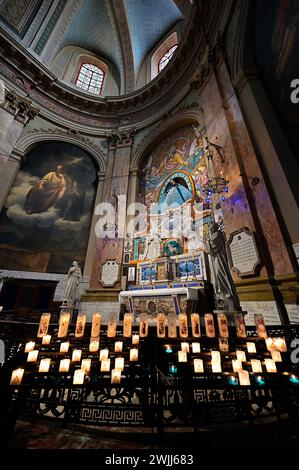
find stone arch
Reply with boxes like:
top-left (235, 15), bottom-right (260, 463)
top-left (13, 129), bottom-right (106, 174)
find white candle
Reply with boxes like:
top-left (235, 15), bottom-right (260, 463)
top-left (212, 362), bottom-right (222, 373)
top-left (219, 338), bottom-right (229, 352)
top-left (236, 350), bottom-right (246, 362)
top-left (59, 359), bottom-right (70, 373)
top-left (211, 351), bottom-right (221, 363)
top-left (39, 358), bottom-right (51, 373)
top-left (25, 341), bottom-right (35, 353)
top-left (238, 370), bottom-right (250, 386)
top-left (99, 349), bottom-right (109, 361)
top-left (178, 314), bottom-right (188, 338)
top-left (204, 313), bottom-right (215, 338)
top-left (193, 358), bottom-right (204, 373)
top-left (254, 313), bottom-right (268, 339)
top-left (27, 350), bottom-right (38, 362)
top-left (274, 337), bottom-right (287, 352)
top-left (271, 350), bottom-right (282, 362)
top-left (37, 312), bottom-right (51, 338)
top-left (91, 313), bottom-right (101, 338)
top-left (107, 313), bottom-right (117, 337)
top-left (89, 338), bottom-right (99, 352)
top-left (217, 313), bottom-right (229, 338)
top-left (42, 335), bottom-right (51, 345)
top-left (246, 342), bottom-right (256, 353)
top-left (123, 313), bottom-right (133, 337)
top-left (232, 359), bottom-right (243, 372)
top-left (130, 348), bottom-right (138, 362)
top-left (167, 313), bottom-right (177, 338)
top-left (192, 342), bottom-right (201, 353)
top-left (265, 358), bottom-right (277, 373)
top-left (72, 349), bottom-right (82, 362)
top-left (178, 350), bottom-right (187, 363)
top-left (157, 313), bottom-right (166, 338)
top-left (191, 313), bottom-right (201, 338)
top-left (81, 358), bottom-right (91, 373)
top-left (58, 312), bottom-right (70, 338)
top-left (114, 341), bottom-right (123, 352)
top-left (115, 357), bottom-right (124, 371)
top-left (139, 313), bottom-right (148, 337)
top-left (265, 337), bottom-right (277, 352)
top-left (10, 368), bottom-right (24, 385)
top-left (181, 342), bottom-right (190, 353)
top-left (101, 359), bottom-right (111, 372)
top-left (60, 341), bottom-right (69, 353)
top-left (111, 368), bottom-right (121, 384)
top-left (132, 334), bottom-right (140, 345)
top-left (73, 369), bottom-right (85, 385)
top-left (75, 314), bottom-right (86, 338)
top-left (251, 359), bottom-right (262, 373)
top-left (234, 313), bottom-right (247, 338)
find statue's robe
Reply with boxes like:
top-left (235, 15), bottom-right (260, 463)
top-left (24, 172), bottom-right (66, 214)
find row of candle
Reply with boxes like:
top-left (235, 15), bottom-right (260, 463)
top-left (184, 355), bottom-right (280, 374)
top-left (26, 347), bottom-right (139, 364)
top-left (167, 338), bottom-right (286, 355)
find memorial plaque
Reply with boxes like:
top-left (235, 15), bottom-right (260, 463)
top-left (101, 260), bottom-right (120, 287)
top-left (227, 228), bottom-right (260, 276)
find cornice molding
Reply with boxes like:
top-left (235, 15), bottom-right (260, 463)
top-left (1, 90), bottom-right (39, 124)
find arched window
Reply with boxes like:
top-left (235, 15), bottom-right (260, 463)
top-left (76, 63), bottom-right (105, 94)
top-left (158, 44), bottom-right (178, 72)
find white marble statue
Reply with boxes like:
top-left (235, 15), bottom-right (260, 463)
top-left (140, 233), bottom-right (161, 260)
top-left (64, 261), bottom-right (82, 305)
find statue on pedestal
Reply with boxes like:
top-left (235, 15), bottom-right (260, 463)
top-left (63, 261), bottom-right (82, 306)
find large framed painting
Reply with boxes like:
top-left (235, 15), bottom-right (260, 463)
top-left (0, 142), bottom-right (97, 273)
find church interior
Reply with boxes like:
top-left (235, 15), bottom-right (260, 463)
top-left (0, 0), bottom-right (298, 454)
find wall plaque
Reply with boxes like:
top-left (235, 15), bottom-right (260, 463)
top-left (100, 260), bottom-right (120, 287)
top-left (227, 228), bottom-right (260, 277)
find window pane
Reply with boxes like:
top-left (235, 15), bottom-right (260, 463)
top-left (76, 63), bottom-right (105, 94)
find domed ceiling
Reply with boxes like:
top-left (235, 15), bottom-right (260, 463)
top-left (58, 0), bottom-right (189, 93)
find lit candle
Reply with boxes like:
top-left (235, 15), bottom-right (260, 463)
top-left (234, 313), bottom-right (247, 338)
top-left (132, 334), bottom-right (140, 345)
top-left (211, 351), bottom-right (221, 363)
top-left (59, 359), bottom-right (70, 373)
top-left (89, 338), bottom-right (99, 352)
top-left (251, 359), bottom-right (262, 373)
top-left (60, 341), bottom-right (69, 353)
top-left (246, 342), bottom-right (256, 353)
top-left (238, 370), bottom-right (250, 386)
top-left (204, 313), bottom-right (215, 338)
top-left (101, 359), bottom-right (110, 372)
top-left (81, 358), bottom-right (91, 374)
top-left (130, 348), bottom-right (138, 362)
top-left (99, 348), bottom-right (109, 361)
top-left (219, 338), bottom-right (229, 352)
top-left (265, 358), bottom-right (277, 373)
top-left (167, 313), bottom-right (177, 338)
top-left (265, 337), bottom-right (276, 352)
top-left (114, 341), bottom-right (123, 353)
top-left (75, 314), bottom-right (86, 338)
top-left (37, 312), bottom-right (51, 338)
top-left (254, 313), bottom-right (268, 339)
top-left (236, 350), bottom-right (246, 362)
top-left (139, 313), bottom-right (148, 337)
top-left (274, 337), bottom-right (287, 352)
top-left (157, 313), bottom-right (166, 338)
top-left (39, 358), bottom-right (51, 373)
top-left (193, 358), bottom-right (204, 373)
top-left (191, 313), bottom-right (201, 338)
top-left (232, 359), bottom-right (243, 372)
top-left (91, 313), bottom-right (101, 338)
top-left (192, 342), bottom-right (201, 353)
top-left (72, 349), bottom-right (82, 362)
top-left (115, 357), bottom-right (124, 371)
top-left (181, 342), bottom-right (190, 353)
top-left (25, 341), bottom-right (35, 353)
top-left (217, 313), bottom-right (229, 338)
top-left (73, 369), bottom-right (85, 385)
top-left (42, 335), bottom-right (51, 345)
top-left (212, 361), bottom-right (222, 373)
top-left (111, 368), bottom-right (121, 384)
top-left (271, 350), bottom-right (282, 362)
top-left (58, 312), bottom-right (70, 338)
top-left (27, 350), bottom-right (38, 362)
top-left (178, 350), bottom-right (187, 362)
top-left (123, 313), bottom-right (133, 337)
top-left (107, 313), bottom-right (117, 337)
top-left (10, 368), bottom-right (24, 385)
top-left (178, 314), bottom-right (188, 338)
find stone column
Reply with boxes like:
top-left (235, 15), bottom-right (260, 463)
top-left (0, 90), bottom-right (39, 211)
